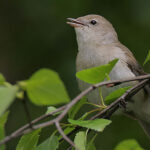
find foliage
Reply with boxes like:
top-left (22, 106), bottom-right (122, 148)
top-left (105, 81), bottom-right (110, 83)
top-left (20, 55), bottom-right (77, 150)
top-left (143, 50), bottom-right (150, 65)
top-left (58, 127), bottom-right (75, 141)
top-left (0, 73), bottom-right (5, 85)
top-left (25, 69), bottom-right (70, 106)
top-left (36, 134), bottom-right (59, 150)
top-left (69, 96), bottom-right (87, 119)
top-left (0, 85), bottom-right (18, 117)
top-left (76, 59), bottom-right (118, 84)
top-left (68, 119), bottom-right (111, 132)
top-left (114, 139), bottom-right (144, 150)
top-left (0, 112), bottom-right (9, 150)
top-left (74, 131), bottom-right (86, 150)
top-left (105, 86), bottom-right (131, 105)
top-left (16, 129), bottom-right (41, 150)
top-left (0, 58), bottom-right (148, 150)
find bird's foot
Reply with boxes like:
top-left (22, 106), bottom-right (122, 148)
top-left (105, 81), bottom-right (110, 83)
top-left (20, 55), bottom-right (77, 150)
top-left (106, 83), bottom-right (115, 88)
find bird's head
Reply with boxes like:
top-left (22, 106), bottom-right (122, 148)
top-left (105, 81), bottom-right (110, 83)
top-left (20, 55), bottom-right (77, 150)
top-left (67, 14), bottom-right (118, 48)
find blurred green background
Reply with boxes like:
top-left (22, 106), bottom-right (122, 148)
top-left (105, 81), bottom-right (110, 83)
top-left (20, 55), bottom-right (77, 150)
top-left (1, 0), bottom-right (150, 149)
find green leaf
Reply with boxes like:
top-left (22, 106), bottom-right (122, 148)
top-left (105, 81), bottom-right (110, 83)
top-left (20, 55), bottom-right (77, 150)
top-left (87, 143), bottom-right (96, 150)
top-left (0, 85), bottom-right (18, 117)
top-left (36, 135), bottom-right (59, 150)
top-left (105, 86), bottom-right (131, 105)
top-left (69, 97), bottom-right (87, 119)
top-left (26, 69), bottom-right (70, 106)
top-left (0, 73), bottom-right (5, 85)
top-left (143, 50), bottom-right (150, 65)
top-left (46, 106), bottom-right (56, 114)
top-left (46, 106), bottom-right (63, 116)
top-left (76, 59), bottom-right (118, 84)
top-left (0, 111), bottom-right (9, 150)
top-left (105, 73), bottom-right (111, 80)
top-left (58, 127), bottom-right (75, 140)
top-left (114, 139), bottom-right (144, 150)
top-left (86, 134), bottom-right (97, 150)
top-left (68, 119), bottom-right (111, 132)
top-left (16, 129), bottom-right (41, 150)
top-left (74, 131), bottom-right (86, 150)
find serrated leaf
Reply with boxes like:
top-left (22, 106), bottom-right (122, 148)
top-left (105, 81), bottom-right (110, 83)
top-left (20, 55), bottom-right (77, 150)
top-left (58, 127), bottom-right (75, 140)
top-left (0, 85), bottom-right (18, 117)
top-left (105, 86), bottom-right (131, 105)
top-left (114, 139), bottom-right (144, 150)
top-left (0, 73), bottom-right (5, 85)
top-left (0, 111), bottom-right (9, 150)
top-left (26, 69), bottom-right (70, 106)
top-left (69, 97), bottom-right (87, 119)
top-left (76, 59), bottom-right (118, 84)
top-left (36, 135), bottom-right (59, 150)
top-left (74, 131), bottom-right (86, 150)
top-left (143, 50), bottom-right (150, 65)
top-left (68, 119), bottom-right (111, 132)
top-left (16, 129), bottom-right (41, 150)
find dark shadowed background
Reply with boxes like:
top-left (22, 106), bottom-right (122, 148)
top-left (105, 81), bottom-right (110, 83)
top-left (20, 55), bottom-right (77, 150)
top-left (1, 0), bottom-right (150, 149)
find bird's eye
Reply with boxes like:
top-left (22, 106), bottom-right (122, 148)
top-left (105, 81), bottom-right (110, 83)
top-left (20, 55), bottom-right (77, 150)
top-left (90, 20), bottom-right (97, 25)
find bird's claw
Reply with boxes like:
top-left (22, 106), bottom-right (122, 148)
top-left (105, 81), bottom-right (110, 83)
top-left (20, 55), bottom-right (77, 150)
top-left (106, 83), bottom-right (114, 88)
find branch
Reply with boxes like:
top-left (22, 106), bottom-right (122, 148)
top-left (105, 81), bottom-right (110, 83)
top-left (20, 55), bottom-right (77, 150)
top-left (0, 105), bottom-right (66, 146)
top-left (55, 122), bottom-right (77, 149)
top-left (0, 74), bottom-right (150, 147)
top-left (90, 79), bottom-right (149, 120)
top-left (64, 78), bottom-right (150, 148)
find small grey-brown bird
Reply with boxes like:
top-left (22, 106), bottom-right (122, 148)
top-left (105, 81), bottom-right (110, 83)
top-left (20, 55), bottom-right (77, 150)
top-left (67, 14), bottom-right (150, 138)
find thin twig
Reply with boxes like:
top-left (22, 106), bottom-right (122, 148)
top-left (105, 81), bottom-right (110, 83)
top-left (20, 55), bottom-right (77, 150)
top-left (61, 79), bottom-right (150, 147)
top-left (90, 79), bottom-right (149, 120)
top-left (55, 122), bottom-right (77, 149)
top-left (0, 105), bottom-right (66, 145)
top-left (0, 75), bottom-right (150, 146)
top-left (67, 146), bottom-right (72, 150)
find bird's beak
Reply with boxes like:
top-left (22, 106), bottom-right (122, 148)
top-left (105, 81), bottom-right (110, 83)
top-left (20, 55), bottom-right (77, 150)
top-left (67, 18), bottom-right (86, 27)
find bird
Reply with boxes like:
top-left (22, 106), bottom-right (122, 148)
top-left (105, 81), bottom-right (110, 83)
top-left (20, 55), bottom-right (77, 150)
top-left (67, 14), bottom-right (150, 138)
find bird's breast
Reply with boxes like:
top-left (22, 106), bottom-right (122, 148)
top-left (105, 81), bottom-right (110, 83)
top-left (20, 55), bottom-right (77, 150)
top-left (76, 45), bottom-right (136, 104)
top-left (76, 45), bottom-right (135, 80)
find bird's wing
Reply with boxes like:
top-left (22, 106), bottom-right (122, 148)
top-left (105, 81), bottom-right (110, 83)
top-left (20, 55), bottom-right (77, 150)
top-left (116, 43), bottom-right (150, 94)
top-left (116, 43), bottom-right (150, 139)
top-left (116, 43), bottom-right (146, 76)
